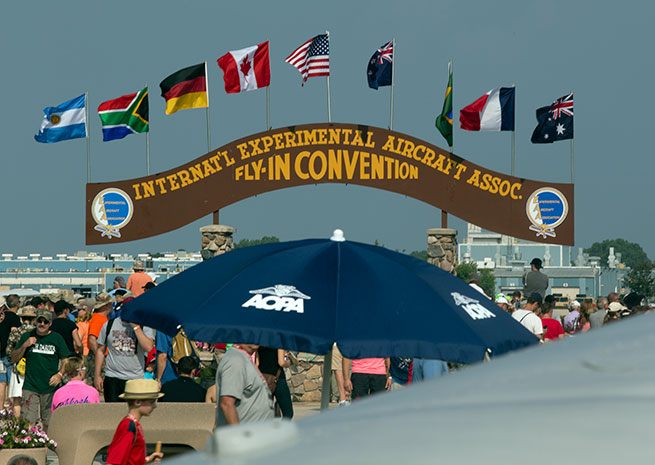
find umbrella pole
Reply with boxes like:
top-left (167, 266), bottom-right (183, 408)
top-left (320, 349), bottom-right (333, 411)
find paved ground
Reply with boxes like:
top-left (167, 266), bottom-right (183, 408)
top-left (45, 402), bottom-right (330, 465)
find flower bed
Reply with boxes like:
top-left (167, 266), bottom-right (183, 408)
top-left (0, 409), bottom-right (56, 450)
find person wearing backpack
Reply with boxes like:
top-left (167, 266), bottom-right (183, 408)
top-left (94, 313), bottom-right (155, 402)
top-left (5, 306), bottom-right (37, 417)
top-left (155, 326), bottom-right (200, 387)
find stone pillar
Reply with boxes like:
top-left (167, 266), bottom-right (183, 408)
top-left (200, 225), bottom-right (236, 260)
top-left (426, 228), bottom-right (458, 274)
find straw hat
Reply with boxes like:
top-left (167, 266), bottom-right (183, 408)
top-left (18, 305), bottom-right (37, 318)
top-left (119, 379), bottom-right (164, 400)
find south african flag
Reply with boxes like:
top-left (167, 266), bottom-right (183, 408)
top-left (98, 87), bottom-right (149, 142)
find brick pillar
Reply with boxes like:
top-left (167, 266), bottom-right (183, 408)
top-left (426, 228), bottom-right (458, 274)
top-left (200, 225), bottom-right (236, 260)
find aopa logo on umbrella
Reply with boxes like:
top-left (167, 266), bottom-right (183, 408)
top-left (451, 292), bottom-right (496, 320)
top-left (242, 285), bottom-right (311, 313)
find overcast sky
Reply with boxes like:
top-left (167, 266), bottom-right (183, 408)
top-left (2, 0), bottom-right (652, 258)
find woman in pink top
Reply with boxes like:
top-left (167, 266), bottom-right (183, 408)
top-left (342, 357), bottom-right (390, 400)
top-left (52, 357), bottom-right (100, 411)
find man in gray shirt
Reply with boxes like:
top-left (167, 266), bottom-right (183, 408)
top-left (590, 296), bottom-right (609, 329)
top-left (94, 316), bottom-right (154, 402)
top-left (216, 344), bottom-right (274, 427)
top-left (523, 258), bottom-right (549, 299)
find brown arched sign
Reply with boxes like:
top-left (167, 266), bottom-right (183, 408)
top-left (86, 123), bottom-right (574, 245)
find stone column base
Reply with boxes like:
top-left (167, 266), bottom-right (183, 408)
top-left (426, 228), bottom-right (458, 274)
top-left (200, 225), bottom-right (236, 260)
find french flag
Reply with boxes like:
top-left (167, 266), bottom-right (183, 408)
top-left (460, 87), bottom-right (515, 131)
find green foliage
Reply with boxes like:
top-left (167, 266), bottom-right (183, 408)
top-left (623, 261), bottom-right (655, 298)
top-left (479, 270), bottom-right (497, 298)
top-left (235, 236), bottom-right (280, 249)
top-left (409, 250), bottom-right (428, 261)
top-left (584, 239), bottom-right (651, 268)
top-left (455, 262), bottom-right (477, 282)
top-left (455, 262), bottom-right (496, 297)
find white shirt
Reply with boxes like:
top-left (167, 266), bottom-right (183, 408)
top-left (512, 309), bottom-right (543, 336)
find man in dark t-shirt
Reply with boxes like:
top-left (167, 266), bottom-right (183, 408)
top-left (12, 308), bottom-right (70, 429)
top-left (160, 356), bottom-right (205, 402)
top-left (51, 300), bottom-right (82, 355)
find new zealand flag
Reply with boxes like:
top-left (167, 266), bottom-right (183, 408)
top-left (367, 41), bottom-right (393, 89)
top-left (531, 93), bottom-right (574, 143)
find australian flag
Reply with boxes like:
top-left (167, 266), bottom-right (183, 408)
top-left (367, 41), bottom-right (393, 89)
top-left (531, 93), bottom-right (574, 143)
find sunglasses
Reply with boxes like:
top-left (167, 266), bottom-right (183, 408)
top-left (36, 318), bottom-right (50, 324)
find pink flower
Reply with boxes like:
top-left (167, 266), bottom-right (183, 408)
top-left (0, 439), bottom-right (4, 445)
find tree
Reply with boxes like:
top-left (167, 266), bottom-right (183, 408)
top-left (455, 262), bottom-right (496, 298)
top-left (235, 236), bottom-right (280, 249)
top-left (409, 250), bottom-right (428, 261)
top-left (584, 239), bottom-right (651, 268)
top-left (623, 261), bottom-right (655, 298)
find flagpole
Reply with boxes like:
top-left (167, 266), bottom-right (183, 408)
top-left (145, 84), bottom-right (150, 175)
top-left (389, 38), bottom-right (396, 130)
top-left (205, 60), bottom-right (218, 224)
top-left (444, 60), bottom-right (451, 228)
top-left (205, 61), bottom-right (212, 152)
top-left (511, 83), bottom-right (516, 176)
top-left (326, 30), bottom-right (332, 123)
top-left (448, 60), bottom-right (453, 154)
top-left (570, 90), bottom-right (574, 184)
top-left (570, 135), bottom-right (574, 184)
top-left (266, 85), bottom-right (270, 130)
top-left (85, 92), bottom-right (90, 183)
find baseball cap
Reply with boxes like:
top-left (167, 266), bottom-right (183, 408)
top-left (530, 258), bottom-right (543, 269)
top-left (36, 308), bottom-right (53, 322)
top-left (608, 302), bottom-right (627, 313)
top-left (495, 294), bottom-right (509, 305)
top-left (528, 292), bottom-right (543, 305)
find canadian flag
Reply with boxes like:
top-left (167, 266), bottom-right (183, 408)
top-left (217, 41), bottom-right (270, 94)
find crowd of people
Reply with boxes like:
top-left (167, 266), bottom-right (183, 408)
top-left (485, 257), bottom-right (651, 341)
top-left (0, 256), bottom-right (651, 464)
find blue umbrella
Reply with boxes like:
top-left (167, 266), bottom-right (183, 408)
top-left (121, 231), bottom-right (537, 363)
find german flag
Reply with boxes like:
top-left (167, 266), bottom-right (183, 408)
top-left (159, 63), bottom-right (208, 115)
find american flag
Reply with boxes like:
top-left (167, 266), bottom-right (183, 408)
top-left (377, 41), bottom-right (393, 65)
top-left (285, 34), bottom-right (330, 83)
top-left (550, 93), bottom-right (574, 119)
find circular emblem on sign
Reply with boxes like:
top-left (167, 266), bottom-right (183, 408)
top-left (91, 188), bottom-right (134, 239)
top-left (50, 114), bottom-right (61, 125)
top-left (525, 187), bottom-right (568, 239)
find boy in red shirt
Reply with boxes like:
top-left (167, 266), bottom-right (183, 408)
top-left (106, 379), bottom-right (164, 465)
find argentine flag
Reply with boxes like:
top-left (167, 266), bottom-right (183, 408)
top-left (34, 94), bottom-right (87, 143)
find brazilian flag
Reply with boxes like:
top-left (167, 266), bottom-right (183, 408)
top-left (435, 62), bottom-right (453, 148)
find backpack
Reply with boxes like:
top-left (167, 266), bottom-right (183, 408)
top-left (170, 326), bottom-right (200, 364)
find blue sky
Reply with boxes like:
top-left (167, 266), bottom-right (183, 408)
top-left (2, 0), bottom-right (652, 258)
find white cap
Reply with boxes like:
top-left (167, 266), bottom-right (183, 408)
top-left (330, 229), bottom-right (346, 242)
